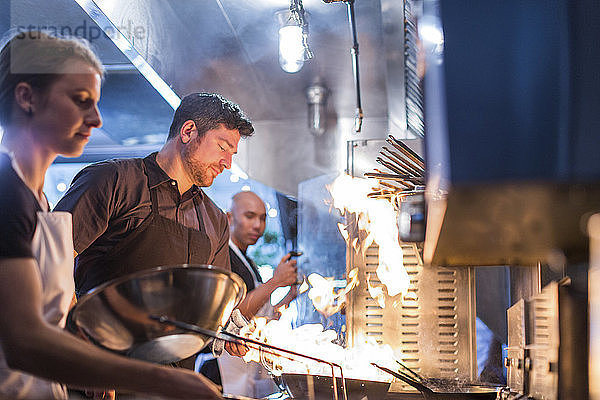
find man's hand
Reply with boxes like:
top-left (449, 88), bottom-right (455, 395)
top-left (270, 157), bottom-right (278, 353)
top-left (224, 340), bottom-right (248, 357)
top-left (212, 309), bottom-right (250, 358)
top-left (271, 253), bottom-right (298, 288)
top-left (84, 389), bottom-right (115, 399)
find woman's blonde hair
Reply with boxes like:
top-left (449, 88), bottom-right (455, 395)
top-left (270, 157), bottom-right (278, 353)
top-left (0, 30), bottom-right (104, 126)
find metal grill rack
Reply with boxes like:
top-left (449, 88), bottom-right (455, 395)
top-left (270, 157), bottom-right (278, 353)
top-left (345, 240), bottom-right (477, 390)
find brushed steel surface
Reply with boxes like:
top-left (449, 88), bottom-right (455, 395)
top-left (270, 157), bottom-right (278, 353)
top-left (2, 0), bottom-right (410, 197)
top-left (527, 282), bottom-right (559, 400)
top-left (424, 183), bottom-right (600, 266)
top-left (506, 278), bottom-right (589, 400)
top-left (506, 299), bottom-right (526, 394)
top-left (346, 242), bottom-right (477, 386)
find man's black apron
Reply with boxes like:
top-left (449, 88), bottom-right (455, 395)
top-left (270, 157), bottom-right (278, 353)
top-left (77, 156), bottom-right (212, 294)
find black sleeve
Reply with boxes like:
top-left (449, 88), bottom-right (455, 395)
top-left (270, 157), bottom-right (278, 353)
top-left (0, 155), bottom-right (38, 259)
top-left (53, 161), bottom-right (119, 254)
top-left (211, 215), bottom-right (231, 270)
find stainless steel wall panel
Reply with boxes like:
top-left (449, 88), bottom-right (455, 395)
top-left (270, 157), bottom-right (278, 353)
top-left (346, 241), bottom-right (477, 382)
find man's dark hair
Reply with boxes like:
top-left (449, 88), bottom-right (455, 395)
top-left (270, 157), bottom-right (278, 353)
top-left (167, 92), bottom-right (254, 140)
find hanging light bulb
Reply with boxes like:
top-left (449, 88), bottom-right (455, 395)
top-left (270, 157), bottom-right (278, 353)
top-left (278, 23), bottom-right (305, 73)
top-left (276, 1), bottom-right (313, 74)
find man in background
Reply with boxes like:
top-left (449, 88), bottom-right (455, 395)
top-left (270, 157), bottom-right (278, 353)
top-left (199, 191), bottom-right (299, 398)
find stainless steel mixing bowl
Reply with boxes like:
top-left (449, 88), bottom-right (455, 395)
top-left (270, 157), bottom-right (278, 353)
top-left (70, 264), bottom-right (246, 364)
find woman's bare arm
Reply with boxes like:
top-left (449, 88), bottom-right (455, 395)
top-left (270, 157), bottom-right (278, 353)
top-left (0, 257), bottom-right (223, 399)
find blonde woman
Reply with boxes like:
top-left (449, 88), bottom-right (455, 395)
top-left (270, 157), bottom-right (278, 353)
top-left (0, 31), bottom-right (223, 399)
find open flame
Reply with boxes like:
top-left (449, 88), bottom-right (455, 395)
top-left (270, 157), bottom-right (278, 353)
top-left (237, 307), bottom-right (395, 381)
top-left (367, 276), bottom-right (386, 308)
top-left (307, 268), bottom-right (359, 317)
top-left (329, 173), bottom-right (410, 306)
top-left (294, 173), bottom-right (410, 319)
top-left (298, 279), bottom-right (310, 294)
top-left (231, 173), bottom-right (413, 382)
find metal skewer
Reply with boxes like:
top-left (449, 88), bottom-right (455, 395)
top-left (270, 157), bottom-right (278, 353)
top-left (375, 159), bottom-right (424, 184)
top-left (372, 169), bottom-right (416, 189)
top-left (387, 136), bottom-right (425, 169)
top-left (385, 140), bottom-right (425, 172)
top-left (365, 171), bottom-right (411, 180)
top-left (377, 157), bottom-right (412, 177)
top-left (381, 146), bottom-right (425, 176)
top-left (378, 181), bottom-right (406, 191)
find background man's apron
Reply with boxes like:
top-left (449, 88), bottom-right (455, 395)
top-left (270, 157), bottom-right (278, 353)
top-left (219, 242), bottom-right (277, 398)
top-left (87, 158), bottom-right (213, 372)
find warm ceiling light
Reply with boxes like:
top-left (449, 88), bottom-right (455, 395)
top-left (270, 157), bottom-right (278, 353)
top-left (279, 24), bottom-right (305, 73)
top-left (276, 1), bottom-right (313, 74)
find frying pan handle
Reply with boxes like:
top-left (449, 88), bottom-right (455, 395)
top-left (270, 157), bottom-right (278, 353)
top-left (371, 363), bottom-right (434, 394)
top-left (152, 315), bottom-right (348, 400)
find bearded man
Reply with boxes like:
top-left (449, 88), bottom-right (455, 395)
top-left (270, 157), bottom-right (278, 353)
top-left (55, 92), bottom-right (253, 296)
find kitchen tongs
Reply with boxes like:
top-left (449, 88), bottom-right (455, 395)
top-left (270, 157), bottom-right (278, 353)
top-left (371, 363), bottom-right (434, 394)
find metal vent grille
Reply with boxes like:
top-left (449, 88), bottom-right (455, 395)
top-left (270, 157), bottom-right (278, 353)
top-left (346, 241), bottom-right (477, 384)
top-left (436, 269), bottom-right (461, 374)
top-left (363, 246), bottom-right (385, 343)
top-left (528, 282), bottom-right (559, 400)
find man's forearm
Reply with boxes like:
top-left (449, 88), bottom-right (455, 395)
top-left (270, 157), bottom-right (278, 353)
top-left (237, 279), bottom-right (279, 319)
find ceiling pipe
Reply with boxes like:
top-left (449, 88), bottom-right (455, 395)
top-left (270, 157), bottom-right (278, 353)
top-left (323, 0), bottom-right (363, 133)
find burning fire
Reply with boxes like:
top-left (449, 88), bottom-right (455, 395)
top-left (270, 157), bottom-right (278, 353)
top-left (294, 173), bottom-right (410, 318)
top-left (238, 308), bottom-right (395, 381)
top-left (306, 269), bottom-right (359, 317)
top-left (230, 173), bottom-right (412, 382)
top-left (367, 277), bottom-right (386, 309)
top-left (330, 173), bottom-right (410, 303)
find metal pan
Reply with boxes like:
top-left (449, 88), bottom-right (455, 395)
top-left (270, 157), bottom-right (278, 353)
top-left (70, 264), bottom-right (246, 364)
top-left (372, 364), bottom-right (498, 400)
top-left (280, 373), bottom-right (391, 400)
top-left (153, 317), bottom-right (349, 400)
